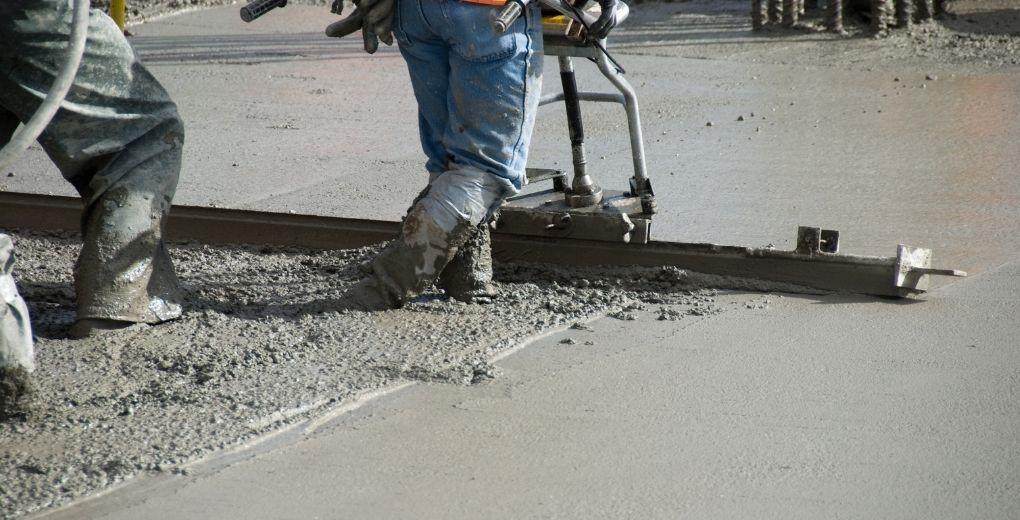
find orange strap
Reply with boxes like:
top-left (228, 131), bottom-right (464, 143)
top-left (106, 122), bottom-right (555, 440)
top-left (462, 0), bottom-right (507, 5)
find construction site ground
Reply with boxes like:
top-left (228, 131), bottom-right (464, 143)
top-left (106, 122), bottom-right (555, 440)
top-left (2, 1), bottom-right (1019, 518)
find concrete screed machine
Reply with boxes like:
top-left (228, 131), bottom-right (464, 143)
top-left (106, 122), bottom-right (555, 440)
top-left (0, 0), bottom-right (966, 298)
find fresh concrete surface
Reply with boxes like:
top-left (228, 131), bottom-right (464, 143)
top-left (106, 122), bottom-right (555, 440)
top-left (48, 260), bottom-right (1020, 520)
top-left (5, 2), bottom-right (1020, 518)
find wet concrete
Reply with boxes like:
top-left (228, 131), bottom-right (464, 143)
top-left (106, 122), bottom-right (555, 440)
top-left (2, 1), bottom-right (1019, 518)
top-left (0, 367), bottom-right (33, 421)
top-left (3, 230), bottom-right (748, 518)
top-left (42, 259), bottom-right (1020, 520)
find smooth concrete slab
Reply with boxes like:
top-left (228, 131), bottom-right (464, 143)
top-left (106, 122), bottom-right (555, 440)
top-left (47, 259), bottom-right (1020, 520)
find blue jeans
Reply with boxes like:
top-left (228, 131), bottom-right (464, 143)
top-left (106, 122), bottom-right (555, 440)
top-left (394, 0), bottom-right (543, 196)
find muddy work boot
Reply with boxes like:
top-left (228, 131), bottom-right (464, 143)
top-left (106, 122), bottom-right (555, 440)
top-left (438, 224), bottom-right (497, 304)
top-left (343, 200), bottom-right (473, 311)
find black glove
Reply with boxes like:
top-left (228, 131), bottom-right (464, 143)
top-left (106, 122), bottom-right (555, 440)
top-left (325, 0), bottom-right (394, 54)
top-left (588, 0), bottom-right (619, 40)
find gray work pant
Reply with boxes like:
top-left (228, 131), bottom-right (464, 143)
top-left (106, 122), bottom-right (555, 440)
top-left (0, 0), bottom-right (184, 323)
top-left (0, 235), bottom-right (34, 372)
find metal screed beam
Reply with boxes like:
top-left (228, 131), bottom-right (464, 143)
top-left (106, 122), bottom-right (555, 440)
top-left (0, 192), bottom-right (964, 298)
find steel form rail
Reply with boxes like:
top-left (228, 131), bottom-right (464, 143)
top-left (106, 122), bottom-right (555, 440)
top-left (0, 191), bottom-right (962, 298)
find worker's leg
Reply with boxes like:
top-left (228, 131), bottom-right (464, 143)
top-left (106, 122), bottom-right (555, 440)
top-left (439, 1), bottom-right (543, 191)
top-left (437, 223), bottom-right (496, 303)
top-left (347, 0), bottom-right (543, 308)
top-left (345, 168), bottom-right (506, 309)
top-left (0, 234), bottom-right (35, 420)
top-left (437, 1), bottom-right (543, 301)
top-left (0, 0), bottom-right (184, 333)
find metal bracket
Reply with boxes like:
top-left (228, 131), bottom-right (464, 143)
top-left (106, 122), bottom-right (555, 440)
top-left (525, 168), bottom-right (567, 187)
top-left (894, 244), bottom-right (967, 292)
top-left (754, 226), bottom-right (966, 296)
top-left (564, 185), bottom-right (604, 208)
top-left (497, 188), bottom-right (649, 244)
top-left (796, 226), bottom-right (840, 254)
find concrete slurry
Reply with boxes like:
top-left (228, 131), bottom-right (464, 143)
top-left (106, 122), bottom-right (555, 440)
top-left (46, 258), bottom-right (1020, 520)
top-left (4, 1), bottom-right (1019, 518)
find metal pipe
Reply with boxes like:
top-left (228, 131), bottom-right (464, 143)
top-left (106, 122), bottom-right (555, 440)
top-left (594, 43), bottom-right (648, 183)
top-left (539, 92), bottom-right (624, 106)
top-left (559, 56), bottom-right (589, 184)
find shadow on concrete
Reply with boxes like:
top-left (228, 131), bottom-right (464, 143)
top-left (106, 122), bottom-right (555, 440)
top-left (941, 9), bottom-right (1020, 35)
top-left (130, 32), bottom-right (402, 65)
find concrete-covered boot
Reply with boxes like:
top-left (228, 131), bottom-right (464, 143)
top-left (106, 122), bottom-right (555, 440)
top-left (357, 184), bottom-right (433, 277)
top-left (343, 200), bottom-right (473, 311)
top-left (70, 149), bottom-right (183, 338)
top-left (438, 224), bottom-right (497, 304)
top-left (1, 234), bottom-right (35, 420)
top-left (344, 166), bottom-right (510, 311)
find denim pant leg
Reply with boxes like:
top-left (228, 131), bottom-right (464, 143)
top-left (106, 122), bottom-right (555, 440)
top-left (0, 0), bottom-right (184, 323)
top-left (395, 0), bottom-right (543, 194)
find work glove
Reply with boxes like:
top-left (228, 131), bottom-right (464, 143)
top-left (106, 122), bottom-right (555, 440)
top-left (325, 0), bottom-right (395, 54)
top-left (587, 0), bottom-right (619, 40)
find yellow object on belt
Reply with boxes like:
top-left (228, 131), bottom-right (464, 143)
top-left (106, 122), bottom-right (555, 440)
top-left (462, 0), bottom-right (507, 5)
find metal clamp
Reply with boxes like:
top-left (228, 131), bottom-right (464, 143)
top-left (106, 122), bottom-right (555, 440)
top-left (796, 226), bottom-right (840, 255)
top-left (894, 245), bottom-right (967, 292)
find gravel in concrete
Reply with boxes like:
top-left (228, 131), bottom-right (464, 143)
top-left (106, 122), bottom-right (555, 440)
top-left (2, 230), bottom-right (787, 518)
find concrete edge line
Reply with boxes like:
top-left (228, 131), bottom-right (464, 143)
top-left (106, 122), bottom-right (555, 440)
top-left (30, 381), bottom-right (415, 520)
top-left (29, 311), bottom-right (616, 519)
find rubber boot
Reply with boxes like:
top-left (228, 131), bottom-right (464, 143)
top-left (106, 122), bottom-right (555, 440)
top-left (438, 224), bottom-right (497, 304)
top-left (344, 201), bottom-right (473, 311)
top-left (358, 184), bottom-right (433, 277)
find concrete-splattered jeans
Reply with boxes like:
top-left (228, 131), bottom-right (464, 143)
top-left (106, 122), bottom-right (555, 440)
top-left (0, 0), bottom-right (184, 324)
top-left (393, 0), bottom-right (544, 214)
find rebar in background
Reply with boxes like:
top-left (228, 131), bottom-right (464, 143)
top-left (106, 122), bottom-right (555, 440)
top-left (783, 0), bottom-right (798, 26)
top-left (827, 0), bottom-right (844, 33)
top-left (895, 0), bottom-right (913, 27)
top-left (768, 0), bottom-right (782, 23)
top-left (871, 0), bottom-right (889, 33)
top-left (752, 0), bottom-right (766, 30)
top-left (915, 0), bottom-right (934, 21)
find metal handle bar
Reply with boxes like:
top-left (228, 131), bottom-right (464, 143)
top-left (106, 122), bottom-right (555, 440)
top-left (492, 0), bottom-right (526, 33)
top-left (492, 0), bottom-right (598, 34)
top-left (240, 0), bottom-right (288, 23)
top-left (491, 0), bottom-right (628, 35)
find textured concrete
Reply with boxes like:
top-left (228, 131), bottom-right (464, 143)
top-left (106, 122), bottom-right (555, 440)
top-left (6, 2), bottom-right (1020, 518)
top-left (49, 260), bottom-right (1020, 520)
